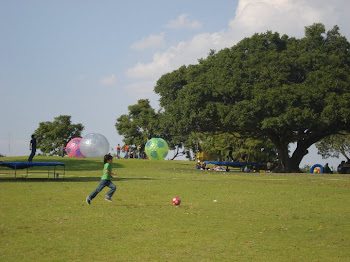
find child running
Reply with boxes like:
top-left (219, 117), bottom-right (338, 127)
top-left (86, 153), bottom-right (117, 205)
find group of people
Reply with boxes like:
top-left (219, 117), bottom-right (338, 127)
top-left (196, 161), bottom-right (207, 170)
top-left (323, 163), bottom-right (333, 174)
top-left (116, 144), bottom-right (144, 159)
top-left (196, 161), bottom-right (228, 172)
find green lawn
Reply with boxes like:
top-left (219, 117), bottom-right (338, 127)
top-left (1, 156), bottom-right (349, 261)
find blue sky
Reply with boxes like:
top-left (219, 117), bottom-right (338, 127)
top-left (1, 0), bottom-right (349, 168)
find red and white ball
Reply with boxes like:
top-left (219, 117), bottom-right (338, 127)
top-left (172, 196), bottom-right (181, 206)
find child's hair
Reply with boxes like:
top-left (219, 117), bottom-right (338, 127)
top-left (104, 153), bottom-right (113, 164)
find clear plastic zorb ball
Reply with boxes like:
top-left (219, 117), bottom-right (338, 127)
top-left (80, 133), bottom-right (110, 158)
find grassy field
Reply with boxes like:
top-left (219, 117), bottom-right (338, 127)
top-left (0, 156), bottom-right (349, 261)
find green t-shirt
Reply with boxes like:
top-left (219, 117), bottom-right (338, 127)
top-left (101, 163), bottom-right (112, 180)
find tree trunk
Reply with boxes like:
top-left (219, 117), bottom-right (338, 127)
top-left (274, 150), bottom-right (303, 173)
top-left (271, 136), bottom-right (306, 173)
top-left (288, 142), bottom-right (311, 172)
top-left (275, 142), bottom-right (299, 172)
top-left (272, 133), bottom-right (327, 173)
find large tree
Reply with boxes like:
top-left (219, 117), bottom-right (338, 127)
top-left (34, 115), bottom-right (84, 155)
top-left (155, 23), bottom-right (350, 172)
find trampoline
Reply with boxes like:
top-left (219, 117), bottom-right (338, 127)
top-left (0, 161), bottom-right (65, 179)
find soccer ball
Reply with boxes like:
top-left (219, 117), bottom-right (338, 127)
top-left (172, 196), bottom-right (181, 206)
top-left (66, 137), bottom-right (84, 158)
top-left (80, 133), bottom-right (110, 158)
top-left (145, 138), bottom-right (169, 160)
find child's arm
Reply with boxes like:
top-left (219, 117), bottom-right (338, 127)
top-left (105, 169), bottom-right (116, 178)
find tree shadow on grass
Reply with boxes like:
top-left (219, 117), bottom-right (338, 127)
top-left (62, 176), bottom-right (156, 183)
top-left (61, 158), bottom-right (126, 171)
top-left (0, 157), bottom-right (126, 172)
top-left (0, 176), bottom-right (156, 183)
top-left (0, 158), bottom-right (127, 181)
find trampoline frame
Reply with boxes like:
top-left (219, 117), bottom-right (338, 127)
top-left (0, 162), bottom-right (66, 179)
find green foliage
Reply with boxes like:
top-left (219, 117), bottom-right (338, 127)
top-left (157, 111), bottom-right (190, 159)
top-left (155, 23), bottom-right (350, 172)
top-left (1, 156), bottom-right (350, 261)
top-left (116, 99), bottom-right (191, 159)
top-left (33, 115), bottom-right (84, 155)
top-left (300, 164), bottom-right (312, 173)
top-left (115, 99), bottom-right (158, 149)
top-left (316, 131), bottom-right (350, 161)
top-left (115, 99), bottom-right (276, 161)
top-left (189, 132), bottom-right (277, 162)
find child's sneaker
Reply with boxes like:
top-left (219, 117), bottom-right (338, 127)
top-left (86, 196), bottom-right (91, 205)
top-left (105, 198), bottom-right (112, 202)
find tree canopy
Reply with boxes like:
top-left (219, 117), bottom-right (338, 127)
top-left (316, 132), bottom-right (350, 162)
top-left (154, 23), bottom-right (350, 172)
top-left (34, 115), bottom-right (84, 155)
top-left (189, 132), bottom-right (277, 163)
top-left (115, 99), bottom-right (192, 159)
top-left (115, 99), bottom-right (158, 149)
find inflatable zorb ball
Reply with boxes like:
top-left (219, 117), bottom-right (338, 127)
top-left (80, 133), bottom-right (110, 158)
top-left (145, 138), bottom-right (169, 160)
top-left (66, 137), bottom-right (84, 158)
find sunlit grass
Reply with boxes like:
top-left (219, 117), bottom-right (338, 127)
top-left (1, 156), bottom-right (349, 261)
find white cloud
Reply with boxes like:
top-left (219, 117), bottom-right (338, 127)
top-left (231, 0), bottom-right (350, 38)
top-left (126, 31), bottom-right (234, 81)
top-left (126, 51), bottom-right (174, 79)
top-left (130, 32), bottom-right (166, 51)
top-left (100, 74), bottom-right (116, 85)
top-left (126, 0), bottom-right (350, 97)
top-left (231, 0), bottom-right (329, 38)
top-left (164, 13), bottom-right (202, 30)
top-left (123, 80), bottom-right (157, 99)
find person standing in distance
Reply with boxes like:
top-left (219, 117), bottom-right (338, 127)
top-left (86, 154), bottom-right (117, 205)
top-left (137, 144), bottom-right (141, 159)
top-left (60, 144), bottom-right (66, 157)
top-left (116, 143), bottom-right (121, 159)
top-left (28, 134), bottom-right (37, 162)
top-left (124, 144), bottom-right (129, 159)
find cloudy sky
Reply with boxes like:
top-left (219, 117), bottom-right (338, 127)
top-left (1, 0), bottom-right (349, 167)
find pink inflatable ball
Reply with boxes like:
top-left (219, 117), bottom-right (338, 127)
top-left (66, 137), bottom-right (84, 158)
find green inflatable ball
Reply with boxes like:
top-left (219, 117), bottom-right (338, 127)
top-left (145, 138), bottom-right (169, 160)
